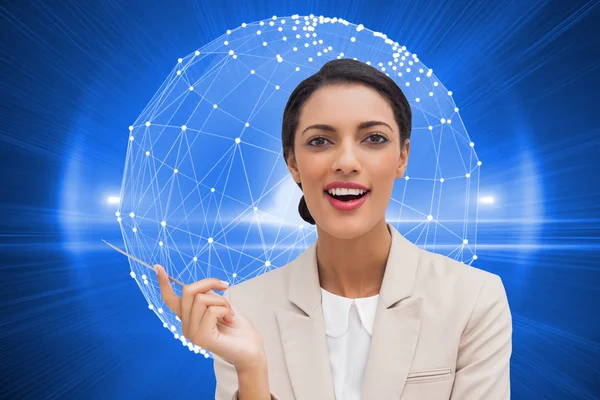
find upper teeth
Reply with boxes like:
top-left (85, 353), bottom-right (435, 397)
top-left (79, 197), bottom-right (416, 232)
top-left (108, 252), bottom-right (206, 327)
top-left (328, 188), bottom-right (367, 196)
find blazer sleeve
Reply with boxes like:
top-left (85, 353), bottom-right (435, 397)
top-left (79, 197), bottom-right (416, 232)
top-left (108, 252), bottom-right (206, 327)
top-left (450, 274), bottom-right (512, 400)
top-left (213, 288), bottom-right (282, 400)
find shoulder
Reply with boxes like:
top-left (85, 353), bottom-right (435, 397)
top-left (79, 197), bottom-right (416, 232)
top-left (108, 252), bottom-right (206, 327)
top-left (224, 259), bottom-right (293, 308)
top-left (417, 247), bottom-right (501, 287)
top-left (413, 248), bottom-right (509, 318)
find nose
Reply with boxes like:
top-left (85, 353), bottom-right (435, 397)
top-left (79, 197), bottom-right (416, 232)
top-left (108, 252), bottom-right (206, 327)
top-left (332, 139), bottom-right (361, 174)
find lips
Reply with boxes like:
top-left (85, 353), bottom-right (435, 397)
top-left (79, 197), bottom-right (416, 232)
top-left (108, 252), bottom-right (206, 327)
top-left (325, 189), bottom-right (370, 211)
top-left (324, 181), bottom-right (370, 191)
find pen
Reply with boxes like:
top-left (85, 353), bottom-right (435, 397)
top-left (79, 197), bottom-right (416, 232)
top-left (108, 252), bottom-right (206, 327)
top-left (102, 239), bottom-right (185, 287)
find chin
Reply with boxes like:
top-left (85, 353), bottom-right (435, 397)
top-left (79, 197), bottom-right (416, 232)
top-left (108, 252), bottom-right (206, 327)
top-left (317, 214), bottom-right (375, 240)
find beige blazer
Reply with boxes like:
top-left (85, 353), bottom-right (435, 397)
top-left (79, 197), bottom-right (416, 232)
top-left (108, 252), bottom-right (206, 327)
top-left (214, 223), bottom-right (512, 400)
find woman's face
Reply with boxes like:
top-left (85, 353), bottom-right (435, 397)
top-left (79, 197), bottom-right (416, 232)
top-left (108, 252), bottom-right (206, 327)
top-left (287, 83), bottom-right (410, 239)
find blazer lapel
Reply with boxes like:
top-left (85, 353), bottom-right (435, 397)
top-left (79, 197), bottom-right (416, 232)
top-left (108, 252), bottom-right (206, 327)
top-left (276, 240), bottom-right (336, 400)
top-left (361, 224), bottom-right (423, 399)
top-left (276, 223), bottom-right (422, 400)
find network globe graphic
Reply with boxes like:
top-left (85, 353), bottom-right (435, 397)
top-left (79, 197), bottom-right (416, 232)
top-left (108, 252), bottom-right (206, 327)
top-left (116, 14), bottom-right (481, 358)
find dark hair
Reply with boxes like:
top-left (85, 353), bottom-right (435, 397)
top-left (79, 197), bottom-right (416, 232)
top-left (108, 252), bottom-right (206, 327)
top-left (282, 58), bottom-right (412, 225)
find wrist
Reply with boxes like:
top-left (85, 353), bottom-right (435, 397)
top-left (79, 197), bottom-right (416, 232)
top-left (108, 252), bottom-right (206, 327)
top-left (236, 353), bottom-right (270, 400)
top-left (236, 349), bottom-right (268, 375)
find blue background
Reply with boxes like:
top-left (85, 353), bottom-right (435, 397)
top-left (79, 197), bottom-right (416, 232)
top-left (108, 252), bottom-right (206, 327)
top-left (1, 0), bottom-right (599, 399)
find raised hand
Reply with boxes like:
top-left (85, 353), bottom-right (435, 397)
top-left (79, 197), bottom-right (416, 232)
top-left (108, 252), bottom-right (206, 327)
top-left (155, 265), bottom-right (266, 371)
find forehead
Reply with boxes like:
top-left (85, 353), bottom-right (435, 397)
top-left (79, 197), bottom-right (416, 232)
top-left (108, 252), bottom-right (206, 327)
top-left (299, 83), bottom-right (396, 128)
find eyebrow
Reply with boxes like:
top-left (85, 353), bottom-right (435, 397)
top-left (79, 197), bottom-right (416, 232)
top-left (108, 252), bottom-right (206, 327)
top-left (301, 120), bottom-right (393, 136)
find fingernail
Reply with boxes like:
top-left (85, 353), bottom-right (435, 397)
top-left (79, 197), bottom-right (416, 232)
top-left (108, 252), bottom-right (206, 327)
top-left (220, 280), bottom-right (229, 286)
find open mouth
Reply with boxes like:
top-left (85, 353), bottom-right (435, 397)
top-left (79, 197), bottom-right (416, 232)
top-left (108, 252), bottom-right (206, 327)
top-left (325, 190), bottom-right (370, 202)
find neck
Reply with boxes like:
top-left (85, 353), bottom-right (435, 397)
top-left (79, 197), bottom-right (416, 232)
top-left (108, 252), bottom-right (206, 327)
top-left (316, 219), bottom-right (392, 298)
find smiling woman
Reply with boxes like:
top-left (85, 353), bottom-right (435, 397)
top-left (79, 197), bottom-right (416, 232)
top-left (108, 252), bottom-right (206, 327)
top-left (282, 60), bottom-right (411, 239)
top-left (205, 58), bottom-right (512, 400)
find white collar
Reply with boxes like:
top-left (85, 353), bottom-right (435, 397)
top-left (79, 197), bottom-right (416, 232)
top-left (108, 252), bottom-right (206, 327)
top-left (320, 287), bottom-right (380, 337)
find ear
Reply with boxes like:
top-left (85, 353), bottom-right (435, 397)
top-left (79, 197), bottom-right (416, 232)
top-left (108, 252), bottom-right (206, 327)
top-left (286, 151), bottom-right (301, 183)
top-left (395, 139), bottom-right (410, 178)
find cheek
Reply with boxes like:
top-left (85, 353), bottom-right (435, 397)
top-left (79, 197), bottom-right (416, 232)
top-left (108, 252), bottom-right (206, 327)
top-left (295, 150), bottom-right (329, 180)
top-left (367, 151), bottom-right (400, 181)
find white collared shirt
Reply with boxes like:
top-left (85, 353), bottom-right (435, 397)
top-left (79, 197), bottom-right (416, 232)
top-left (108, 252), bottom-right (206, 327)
top-left (321, 287), bottom-right (380, 400)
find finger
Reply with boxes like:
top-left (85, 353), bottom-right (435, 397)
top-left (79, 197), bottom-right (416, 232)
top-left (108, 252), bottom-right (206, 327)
top-left (155, 264), bottom-right (181, 318)
top-left (195, 305), bottom-right (231, 346)
top-left (205, 290), bottom-right (235, 316)
top-left (180, 279), bottom-right (230, 336)
top-left (188, 294), bottom-right (234, 341)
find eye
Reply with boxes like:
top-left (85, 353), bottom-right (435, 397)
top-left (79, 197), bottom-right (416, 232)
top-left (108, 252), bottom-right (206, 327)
top-left (308, 136), bottom-right (330, 146)
top-left (365, 133), bottom-right (389, 144)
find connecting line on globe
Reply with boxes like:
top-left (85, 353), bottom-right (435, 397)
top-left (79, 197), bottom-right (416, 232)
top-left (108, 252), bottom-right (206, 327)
top-left (102, 239), bottom-right (185, 287)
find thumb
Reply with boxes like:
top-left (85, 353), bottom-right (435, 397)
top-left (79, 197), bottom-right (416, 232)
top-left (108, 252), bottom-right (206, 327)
top-left (155, 264), bottom-right (181, 317)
